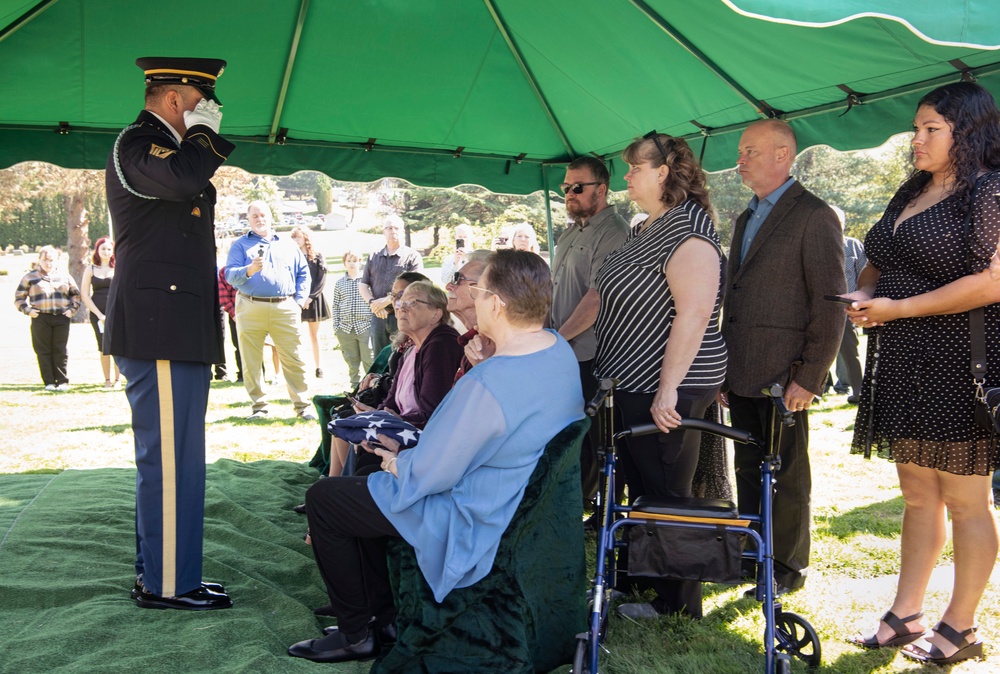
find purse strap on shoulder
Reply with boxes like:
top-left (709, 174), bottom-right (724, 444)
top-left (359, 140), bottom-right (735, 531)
top-left (964, 173), bottom-right (994, 384)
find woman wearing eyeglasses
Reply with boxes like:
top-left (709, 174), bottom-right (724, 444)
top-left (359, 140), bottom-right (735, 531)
top-left (593, 133), bottom-right (727, 620)
top-left (342, 281), bottom-right (463, 476)
top-left (289, 250), bottom-right (584, 664)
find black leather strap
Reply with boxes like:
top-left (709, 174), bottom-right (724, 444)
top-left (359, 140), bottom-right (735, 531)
top-left (963, 173), bottom-right (994, 382)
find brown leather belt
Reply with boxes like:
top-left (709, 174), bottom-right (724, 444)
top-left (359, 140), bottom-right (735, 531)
top-left (240, 293), bottom-right (288, 303)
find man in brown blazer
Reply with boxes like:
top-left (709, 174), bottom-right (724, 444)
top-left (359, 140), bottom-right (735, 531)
top-left (721, 119), bottom-right (845, 594)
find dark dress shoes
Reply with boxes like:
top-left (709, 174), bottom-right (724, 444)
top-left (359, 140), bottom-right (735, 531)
top-left (131, 579), bottom-right (233, 610)
top-left (323, 619), bottom-right (397, 646)
top-left (288, 626), bottom-right (377, 663)
top-left (292, 503), bottom-right (307, 514)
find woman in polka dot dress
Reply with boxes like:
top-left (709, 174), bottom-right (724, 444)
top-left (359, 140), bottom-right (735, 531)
top-left (844, 82), bottom-right (1000, 665)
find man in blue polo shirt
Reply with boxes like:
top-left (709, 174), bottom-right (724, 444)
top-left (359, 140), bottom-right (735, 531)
top-left (226, 200), bottom-right (315, 421)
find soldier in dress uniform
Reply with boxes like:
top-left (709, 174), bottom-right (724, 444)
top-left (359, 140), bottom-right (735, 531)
top-left (104, 56), bottom-right (235, 610)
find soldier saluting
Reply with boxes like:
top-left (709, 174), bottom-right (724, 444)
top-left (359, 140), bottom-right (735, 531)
top-left (104, 57), bottom-right (234, 610)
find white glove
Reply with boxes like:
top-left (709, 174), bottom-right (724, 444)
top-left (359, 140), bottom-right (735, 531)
top-left (183, 99), bottom-right (223, 134)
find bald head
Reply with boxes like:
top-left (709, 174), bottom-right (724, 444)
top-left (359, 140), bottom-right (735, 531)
top-left (737, 120), bottom-right (798, 198)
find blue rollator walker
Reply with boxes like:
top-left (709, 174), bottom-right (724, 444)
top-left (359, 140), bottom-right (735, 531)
top-left (572, 380), bottom-right (821, 674)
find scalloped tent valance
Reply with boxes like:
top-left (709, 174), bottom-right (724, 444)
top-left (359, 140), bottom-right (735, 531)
top-left (0, 0), bottom-right (997, 193)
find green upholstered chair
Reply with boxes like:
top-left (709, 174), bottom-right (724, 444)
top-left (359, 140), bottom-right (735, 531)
top-left (371, 417), bottom-right (590, 674)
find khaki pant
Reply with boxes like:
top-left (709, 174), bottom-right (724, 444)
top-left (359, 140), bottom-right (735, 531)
top-left (235, 294), bottom-right (310, 414)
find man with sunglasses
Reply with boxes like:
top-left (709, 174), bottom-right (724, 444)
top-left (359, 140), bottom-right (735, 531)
top-left (550, 156), bottom-right (629, 504)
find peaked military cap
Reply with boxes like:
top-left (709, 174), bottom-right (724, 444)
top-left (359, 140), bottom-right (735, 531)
top-left (136, 57), bottom-right (227, 105)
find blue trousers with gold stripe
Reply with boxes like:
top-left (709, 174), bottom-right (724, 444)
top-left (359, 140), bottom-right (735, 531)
top-left (117, 357), bottom-right (211, 598)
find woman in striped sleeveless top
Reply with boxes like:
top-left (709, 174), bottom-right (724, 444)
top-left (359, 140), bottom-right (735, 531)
top-left (593, 133), bottom-right (727, 621)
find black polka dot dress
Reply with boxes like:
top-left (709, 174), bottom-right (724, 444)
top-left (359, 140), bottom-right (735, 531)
top-left (851, 173), bottom-right (1000, 476)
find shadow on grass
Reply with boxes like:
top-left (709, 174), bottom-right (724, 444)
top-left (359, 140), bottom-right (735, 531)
top-left (67, 423), bottom-right (131, 434)
top-left (223, 397), bottom-right (293, 409)
top-left (823, 496), bottom-right (904, 539)
top-left (0, 383), bottom-right (48, 393)
top-left (219, 414), bottom-right (312, 427)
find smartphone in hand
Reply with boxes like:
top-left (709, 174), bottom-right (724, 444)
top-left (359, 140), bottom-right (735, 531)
top-left (823, 294), bottom-right (855, 304)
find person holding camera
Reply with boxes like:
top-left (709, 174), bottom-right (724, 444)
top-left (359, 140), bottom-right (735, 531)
top-left (439, 223), bottom-right (473, 287)
top-left (225, 200), bottom-right (314, 422)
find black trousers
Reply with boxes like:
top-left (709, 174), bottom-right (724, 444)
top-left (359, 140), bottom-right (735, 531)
top-left (306, 477), bottom-right (400, 636)
top-left (30, 313), bottom-right (70, 386)
top-left (835, 323), bottom-right (863, 394)
top-left (614, 386), bottom-right (718, 618)
top-left (728, 392), bottom-right (811, 590)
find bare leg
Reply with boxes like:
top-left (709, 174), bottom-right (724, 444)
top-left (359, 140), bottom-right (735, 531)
top-left (329, 437), bottom-right (350, 477)
top-left (308, 321), bottom-right (322, 370)
top-left (922, 471), bottom-right (998, 657)
top-left (100, 353), bottom-right (112, 382)
top-left (869, 462), bottom-right (943, 643)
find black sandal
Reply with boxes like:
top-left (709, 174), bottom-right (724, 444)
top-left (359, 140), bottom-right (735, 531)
top-left (903, 621), bottom-right (984, 665)
top-left (850, 610), bottom-right (924, 649)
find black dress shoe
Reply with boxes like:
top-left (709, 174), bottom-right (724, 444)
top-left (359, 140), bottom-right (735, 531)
top-left (131, 581), bottom-right (233, 610)
top-left (292, 503), bottom-right (307, 514)
top-left (324, 620), bottom-right (397, 646)
top-left (313, 603), bottom-right (337, 617)
top-left (288, 626), bottom-right (377, 663)
top-left (136, 577), bottom-right (226, 595)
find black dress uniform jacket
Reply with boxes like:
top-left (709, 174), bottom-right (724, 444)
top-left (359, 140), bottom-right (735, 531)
top-left (104, 111), bottom-right (235, 364)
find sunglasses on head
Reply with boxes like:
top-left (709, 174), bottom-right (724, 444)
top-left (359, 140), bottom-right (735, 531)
top-left (643, 130), bottom-right (672, 164)
top-left (559, 182), bottom-right (601, 195)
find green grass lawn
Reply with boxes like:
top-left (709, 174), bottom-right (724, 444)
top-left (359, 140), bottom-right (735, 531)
top-left (2, 253), bottom-right (998, 672)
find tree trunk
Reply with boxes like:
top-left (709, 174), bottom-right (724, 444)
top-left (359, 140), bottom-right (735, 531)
top-left (65, 192), bottom-right (90, 323)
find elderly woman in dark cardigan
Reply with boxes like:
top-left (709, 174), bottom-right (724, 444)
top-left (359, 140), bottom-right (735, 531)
top-left (334, 281), bottom-right (463, 476)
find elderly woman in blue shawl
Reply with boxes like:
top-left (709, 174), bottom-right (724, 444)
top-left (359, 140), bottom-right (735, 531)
top-left (288, 249), bottom-right (584, 664)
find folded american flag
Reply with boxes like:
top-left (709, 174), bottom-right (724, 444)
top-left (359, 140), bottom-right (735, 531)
top-left (328, 410), bottom-right (421, 448)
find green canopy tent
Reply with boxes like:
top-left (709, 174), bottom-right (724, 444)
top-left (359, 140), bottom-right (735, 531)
top-left (1, 0), bottom-right (998, 196)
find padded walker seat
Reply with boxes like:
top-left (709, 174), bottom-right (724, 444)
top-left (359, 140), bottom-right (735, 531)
top-left (371, 418), bottom-right (590, 674)
top-left (630, 495), bottom-right (742, 522)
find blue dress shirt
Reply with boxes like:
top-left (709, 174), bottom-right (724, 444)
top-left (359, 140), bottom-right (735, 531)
top-left (740, 177), bottom-right (796, 263)
top-left (225, 231), bottom-right (310, 304)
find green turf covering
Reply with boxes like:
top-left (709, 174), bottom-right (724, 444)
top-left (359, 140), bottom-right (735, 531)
top-left (0, 461), bottom-right (374, 674)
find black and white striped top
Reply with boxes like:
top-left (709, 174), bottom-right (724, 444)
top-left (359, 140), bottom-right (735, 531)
top-left (593, 200), bottom-right (727, 393)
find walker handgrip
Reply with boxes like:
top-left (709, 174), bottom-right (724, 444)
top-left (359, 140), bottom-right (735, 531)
top-left (614, 419), bottom-right (756, 445)
top-left (585, 378), bottom-right (618, 417)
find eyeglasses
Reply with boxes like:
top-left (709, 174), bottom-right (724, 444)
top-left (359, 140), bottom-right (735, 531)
top-left (559, 182), bottom-right (601, 195)
top-left (469, 285), bottom-right (507, 306)
top-left (450, 272), bottom-right (478, 285)
top-left (395, 298), bottom-right (434, 311)
top-left (644, 130), bottom-right (671, 165)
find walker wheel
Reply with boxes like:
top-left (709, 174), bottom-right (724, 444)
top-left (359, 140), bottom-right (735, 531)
top-left (775, 611), bottom-right (821, 668)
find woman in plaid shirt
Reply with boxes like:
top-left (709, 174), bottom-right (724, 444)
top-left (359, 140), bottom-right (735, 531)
top-left (14, 246), bottom-right (81, 390)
